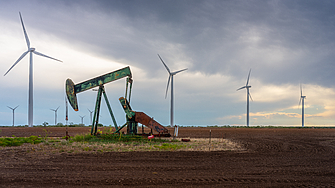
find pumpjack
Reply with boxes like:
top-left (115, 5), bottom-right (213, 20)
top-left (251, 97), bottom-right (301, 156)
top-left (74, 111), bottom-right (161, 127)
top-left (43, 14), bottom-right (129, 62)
top-left (66, 66), bottom-right (170, 137)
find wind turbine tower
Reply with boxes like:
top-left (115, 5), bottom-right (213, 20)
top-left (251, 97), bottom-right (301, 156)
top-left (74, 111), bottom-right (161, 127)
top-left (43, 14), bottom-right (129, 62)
top-left (158, 54), bottom-right (187, 139)
top-left (88, 109), bottom-right (93, 125)
top-left (79, 115), bottom-right (85, 125)
top-left (237, 69), bottom-right (253, 127)
top-left (4, 12), bottom-right (62, 127)
top-left (299, 85), bottom-right (306, 127)
top-left (7, 105), bottom-right (19, 126)
top-left (50, 106), bottom-right (60, 126)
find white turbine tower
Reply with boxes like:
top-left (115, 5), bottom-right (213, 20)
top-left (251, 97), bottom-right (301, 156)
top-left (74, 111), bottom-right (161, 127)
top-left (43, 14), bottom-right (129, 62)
top-left (88, 109), bottom-right (93, 125)
top-left (7, 105), bottom-right (19, 126)
top-left (50, 106), bottom-right (60, 126)
top-left (4, 12), bottom-right (62, 127)
top-left (158, 54), bottom-right (187, 139)
top-left (299, 84), bottom-right (306, 127)
top-left (237, 69), bottom-right (253, 127)
top-left (79, 115), bottom-right (85, 125)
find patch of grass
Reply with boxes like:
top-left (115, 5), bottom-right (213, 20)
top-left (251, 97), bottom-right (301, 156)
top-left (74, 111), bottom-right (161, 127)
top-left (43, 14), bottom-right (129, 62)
top-left (154, 143), bottom-right (186, 151)
top-left (70, 133), bottom-right (170, 144)
top-left (83, 147), bottom-right (92, 151)
top-left (0, 136), bottom-right (42, 147)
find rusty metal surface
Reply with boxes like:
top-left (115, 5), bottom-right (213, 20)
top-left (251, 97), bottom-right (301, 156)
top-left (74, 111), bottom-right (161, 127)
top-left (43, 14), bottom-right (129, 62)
top-left (135, 112), bottom-right (169, 133)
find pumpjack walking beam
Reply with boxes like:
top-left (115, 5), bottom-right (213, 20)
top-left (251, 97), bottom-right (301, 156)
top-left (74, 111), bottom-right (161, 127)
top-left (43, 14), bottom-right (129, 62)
top-left (66, 66), bottom-right (132, 135)
top-left (66, 66), bottom-right (170, 136)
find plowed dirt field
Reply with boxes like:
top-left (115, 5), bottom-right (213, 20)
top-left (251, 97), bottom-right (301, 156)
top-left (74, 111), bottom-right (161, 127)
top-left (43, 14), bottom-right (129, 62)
top-left (1, 127), bottom-right (335, 187)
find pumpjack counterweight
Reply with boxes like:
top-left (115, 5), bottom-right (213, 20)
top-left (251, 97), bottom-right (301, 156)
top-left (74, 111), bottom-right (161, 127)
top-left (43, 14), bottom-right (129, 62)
top-left (65, 66), bottom-right (170, 137)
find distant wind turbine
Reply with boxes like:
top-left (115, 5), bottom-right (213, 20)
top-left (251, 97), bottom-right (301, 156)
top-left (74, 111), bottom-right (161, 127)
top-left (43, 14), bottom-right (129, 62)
top-left (50, 106), bottom-right (60, 126)
top-left (237, 69), bottom-right (253, 127)
top-left (299, 84), bottom-right (306, 127)
top-left (4, 12), bottom-right (62, 127)
top-left (7, 105), bottom-right (19, 126)
top-left (158, 54), bottom-right (187, 139)
top-left (88, 109), bottom-right (93, 125)
top-left (79, 115), bottom-right (85, 125)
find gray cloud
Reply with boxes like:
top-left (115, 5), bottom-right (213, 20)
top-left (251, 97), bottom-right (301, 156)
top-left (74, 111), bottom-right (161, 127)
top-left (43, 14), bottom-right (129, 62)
top-left (1, 0), bottom-right (335, 126)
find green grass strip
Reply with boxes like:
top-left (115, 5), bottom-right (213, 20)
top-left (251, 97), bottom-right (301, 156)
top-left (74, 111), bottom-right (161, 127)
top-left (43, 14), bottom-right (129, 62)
top-left (0, 136), bottom-right (42, 147)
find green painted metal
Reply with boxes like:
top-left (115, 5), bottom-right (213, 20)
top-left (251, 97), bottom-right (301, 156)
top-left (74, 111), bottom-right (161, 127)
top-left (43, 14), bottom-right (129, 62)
top-left (66, 78), bottom-right (78, 111)
top-left (66, 66), bottom-right (131, 111)
top-left (127, 77), bottom-right (133, 102)
top-left (125, 77), bottom-right (133, 102)
top-left (66, 66), bottom-right (170, 136)
top-left (119, 97), bottom-right (137, 134)
top-left (114, 122), bottom-right (127, 133)
top-left (91, 86), bottom-right (103, 135)
top-left (75, 66), bottom-right (132, 93)
top-left (119, 97), bottom-right (135, 119)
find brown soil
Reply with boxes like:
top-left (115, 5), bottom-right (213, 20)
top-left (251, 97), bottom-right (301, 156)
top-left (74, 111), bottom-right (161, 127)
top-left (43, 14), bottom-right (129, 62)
top-left (1, 127), bottom-right (335, 187)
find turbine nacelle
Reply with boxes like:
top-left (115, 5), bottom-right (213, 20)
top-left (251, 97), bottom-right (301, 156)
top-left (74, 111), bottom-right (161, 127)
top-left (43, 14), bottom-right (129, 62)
top-left (29, 48), bottom-right (35, 52)
top-left (157, 54), bottom-right (187, 98)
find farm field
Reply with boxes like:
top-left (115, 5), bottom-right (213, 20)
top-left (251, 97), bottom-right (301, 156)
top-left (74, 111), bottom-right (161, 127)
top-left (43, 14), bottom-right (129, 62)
top-left (1, 127), bottom-right (335, 187)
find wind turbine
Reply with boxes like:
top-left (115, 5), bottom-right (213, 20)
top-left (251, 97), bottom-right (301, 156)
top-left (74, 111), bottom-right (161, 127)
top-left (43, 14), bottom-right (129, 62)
top-left (79, 115), bottom-right (85, 125)
top-left (50, 106), bottom-right (60, 126)
top-left (237, 69), bottom-right (253, 127)
top-left (88, 109), bottom-right (93, 125)
top-left (4, 12), bottom-right (62, 127)
top-left (158, 54), bottom-right (187, 139)
top-left (299, 84), bottom-right (306, 127)
top-left (7, 105), bottom-right (19, 126)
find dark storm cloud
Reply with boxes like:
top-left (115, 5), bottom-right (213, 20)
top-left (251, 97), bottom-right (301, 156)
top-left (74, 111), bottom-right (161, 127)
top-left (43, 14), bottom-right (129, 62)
top-left (29, 0), bottom-right (335, 87)
top-left (2, 0), bottom-right (335, 125)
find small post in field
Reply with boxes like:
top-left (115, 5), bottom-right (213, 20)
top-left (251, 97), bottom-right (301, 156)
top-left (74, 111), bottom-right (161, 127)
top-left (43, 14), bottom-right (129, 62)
top-left (209, 129), bottom-right (211, 143)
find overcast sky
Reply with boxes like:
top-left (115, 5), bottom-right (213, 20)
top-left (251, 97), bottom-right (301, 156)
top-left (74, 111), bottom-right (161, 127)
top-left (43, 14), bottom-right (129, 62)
top-left (1, 0), bottom-right (335, 127)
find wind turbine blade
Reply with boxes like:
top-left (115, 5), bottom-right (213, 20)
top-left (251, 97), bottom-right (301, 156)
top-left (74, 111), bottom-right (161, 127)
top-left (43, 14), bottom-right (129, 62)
top-left (14, 105), bottom-right (19, 110)
top-left (19, 12), bottom-right (30, 49)
top-left (165, 75), bottom-right (171, 99)
top-left (300, 84), bottom-right (302, 97)
top-left (157, 54), bottom-right (171, 74)
top-left (246, 69), bottom-right (251, 86)
top-left (249, 91), bottom-right (253, 101)
top-left (56, 106), bottom-right (60, 111)
top-left (33, 51), bottom-right (62, 62)
top-left (4, 50), bottom-right (29, 76)
top-left (236, 86), bottom-right (246, 91)
top-left (7, 106), bottom-right (14, 110)
top-left (173, 68), bottom-right (188, 75)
